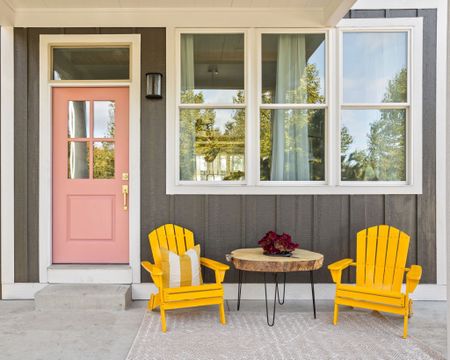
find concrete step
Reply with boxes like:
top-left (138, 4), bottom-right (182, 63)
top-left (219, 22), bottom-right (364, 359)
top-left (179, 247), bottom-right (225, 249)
top-left (35, 284), bottom-right (132, 311)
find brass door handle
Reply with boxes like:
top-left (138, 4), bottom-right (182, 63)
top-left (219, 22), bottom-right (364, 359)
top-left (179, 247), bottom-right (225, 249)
top-left (122, 185), bottom-right (129, 210)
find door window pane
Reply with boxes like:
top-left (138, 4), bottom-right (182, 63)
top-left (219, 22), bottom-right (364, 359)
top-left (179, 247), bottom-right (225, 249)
top-left (343, 32), bottom-right (408, 103)
top-left (68, 101), bottom-right (90, 138)
top-left (68, 142), bottom-right (90, 179)
top-left (341, 109), bottom-right (406, 181)
top-left (52, 47), bottom-right (130, 80)
top-left (180, 108), bottom-right (245, 181)
top-left (94, 101), bottom-right (115, 138)
top-left (261, 33), bottom-right (325, 104)
top-left (260, 109), bottom-right (325, 181)
top-left (180, 34), bottom-right (245, 104)
top-left (93, 142), bottom-right (115, 179)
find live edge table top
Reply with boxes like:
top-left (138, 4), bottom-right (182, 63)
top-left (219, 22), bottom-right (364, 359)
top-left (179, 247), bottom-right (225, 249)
top-left (231, 248), bottom-right (324, 273)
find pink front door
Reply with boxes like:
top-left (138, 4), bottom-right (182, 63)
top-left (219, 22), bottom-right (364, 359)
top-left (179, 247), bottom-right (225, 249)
top-left (52, 87), bottom-right (129, 263)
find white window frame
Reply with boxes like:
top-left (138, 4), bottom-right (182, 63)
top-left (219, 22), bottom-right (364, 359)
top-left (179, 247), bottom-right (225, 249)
top-left (167, 17), bottom-right (423, 195)
top-left (337, 18), bottom-right (423, 192)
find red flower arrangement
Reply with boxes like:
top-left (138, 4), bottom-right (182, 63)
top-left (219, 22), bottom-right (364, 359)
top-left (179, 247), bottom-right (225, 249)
top-left (258, 231), bottom-right (299, 256)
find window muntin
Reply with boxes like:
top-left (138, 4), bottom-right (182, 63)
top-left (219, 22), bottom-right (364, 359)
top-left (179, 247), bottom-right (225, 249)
top-left (260, 32), bottom-right (326, 182)
top-left (178, 32), bottom-right (246, 182)
top-left (52, 47), bottom-right (130, 81)
top-left (340, 31), bottom-right (409, 183)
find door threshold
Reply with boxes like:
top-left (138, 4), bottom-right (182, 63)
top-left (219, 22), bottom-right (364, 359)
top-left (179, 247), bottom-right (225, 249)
top-left (47, 264), bottom-right (132, 284)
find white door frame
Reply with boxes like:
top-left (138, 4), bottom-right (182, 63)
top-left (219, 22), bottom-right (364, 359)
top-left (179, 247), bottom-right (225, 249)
top-left (38, 34), bottom-right (141, 284)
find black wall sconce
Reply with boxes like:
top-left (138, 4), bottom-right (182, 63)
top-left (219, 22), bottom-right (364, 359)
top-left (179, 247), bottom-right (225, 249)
top-left (146, 72), bottom-right (163, 99)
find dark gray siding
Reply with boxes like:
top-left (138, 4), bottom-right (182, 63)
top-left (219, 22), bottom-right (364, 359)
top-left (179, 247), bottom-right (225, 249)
top-left (13, 8), bottom-right (437, 284)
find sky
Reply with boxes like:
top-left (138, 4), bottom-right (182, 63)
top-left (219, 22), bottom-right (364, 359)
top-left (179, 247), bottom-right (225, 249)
top-left (343, 32), bottom-right (407, 103)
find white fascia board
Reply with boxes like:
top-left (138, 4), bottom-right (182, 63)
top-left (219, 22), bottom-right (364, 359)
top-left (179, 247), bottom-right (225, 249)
top-left (324, 0), bottom-right (357, 26)
top-left (352, 0), bottom-right (439, 9)
top-left (13, 8), bottom-right (325, 28)
top-left (0, 0), bottom-right (14, 26)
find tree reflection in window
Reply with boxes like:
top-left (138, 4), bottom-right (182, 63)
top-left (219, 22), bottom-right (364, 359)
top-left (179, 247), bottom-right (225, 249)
top-left (179, 91), bottom-right (245, 181)
top-left (260, 63), bottom-right (325, 181)
top-left (341, 68), bottom-right (407, 181)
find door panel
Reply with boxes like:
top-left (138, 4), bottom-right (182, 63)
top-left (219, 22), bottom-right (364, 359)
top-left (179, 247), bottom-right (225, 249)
top-left (52, 87), bottom-right (129, 263)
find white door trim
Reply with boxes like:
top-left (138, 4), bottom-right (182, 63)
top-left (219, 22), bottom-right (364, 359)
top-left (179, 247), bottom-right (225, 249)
top-left (0, 27), bottom-right (15, 289)
top-left (38, 34), bottom-right (141, 284)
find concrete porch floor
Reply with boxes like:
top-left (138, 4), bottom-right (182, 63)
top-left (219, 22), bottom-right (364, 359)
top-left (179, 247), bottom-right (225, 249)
top-left (0, 300), bottom-right (446, 360)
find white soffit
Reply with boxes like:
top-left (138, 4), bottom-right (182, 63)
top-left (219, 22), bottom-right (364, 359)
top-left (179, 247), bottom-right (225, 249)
top-left (1, 0), bottom-right (356, 27)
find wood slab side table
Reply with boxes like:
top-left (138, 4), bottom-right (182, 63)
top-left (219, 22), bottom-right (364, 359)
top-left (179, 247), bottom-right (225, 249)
top-left (230, 247), bottom-right (324, 326)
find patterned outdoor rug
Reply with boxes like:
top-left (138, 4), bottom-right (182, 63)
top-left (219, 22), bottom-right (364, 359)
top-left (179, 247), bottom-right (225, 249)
top-left (126, 310), bottom-right (444, 360)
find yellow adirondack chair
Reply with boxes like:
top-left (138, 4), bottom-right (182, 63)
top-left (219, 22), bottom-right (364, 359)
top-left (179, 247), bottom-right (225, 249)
top-left (141, 224), bottom-right (230, 332)
top-left (328, 225), bottom-right (422, 338)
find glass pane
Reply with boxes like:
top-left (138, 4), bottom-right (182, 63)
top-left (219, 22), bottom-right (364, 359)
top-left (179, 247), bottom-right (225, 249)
top-left (343, 32), bottom-right (408, 103)
top-left (180, 34), bottom-right (245, 104)
top-left (68, 142), bottom-right (89, 179)
top-left (68, 101), bottom-right (90, 138)
top-left (260, 109), bottom-right (325, 181)
top-left (261, 33), bottom-right (326, 104)
top-left (52, 47), bottom-right (130, 80)
top-left (94, 142), bottom-right (115, 179)
top-left (179, 108), bottom-right (245, 181)
top-left (341, 109), bottom-right (406, 181)
top-left (94, 101), bottom-right (115, 138)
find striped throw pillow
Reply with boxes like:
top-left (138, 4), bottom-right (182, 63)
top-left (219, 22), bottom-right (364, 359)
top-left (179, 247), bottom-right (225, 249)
top-left (160, 245), bottom-right (202, 288)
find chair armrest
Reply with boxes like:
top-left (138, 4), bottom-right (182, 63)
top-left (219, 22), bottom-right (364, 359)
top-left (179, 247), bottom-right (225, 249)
top-left (141, 261), bottom-right (163, 288)
top-left (200, 257), bottom-right (230, 271)
top-left (200, 257), bottom-right (229, 284)
top-left (328, 258), bottom-right (355, 284)
top-left (406, 265), bottom-right (422, 294)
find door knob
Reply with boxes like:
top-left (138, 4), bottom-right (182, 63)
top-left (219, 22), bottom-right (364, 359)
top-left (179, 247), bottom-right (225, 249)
top-left (122, 185), bottom-right (129, 210)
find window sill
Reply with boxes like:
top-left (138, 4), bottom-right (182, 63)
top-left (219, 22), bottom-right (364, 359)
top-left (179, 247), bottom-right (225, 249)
top-left (166, 183), bottom-right (422, 195)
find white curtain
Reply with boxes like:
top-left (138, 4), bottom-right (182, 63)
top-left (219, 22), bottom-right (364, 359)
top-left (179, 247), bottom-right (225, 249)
top-left (181, 34), bottom-right (195, 93)
top-left (179, 35), bottom-right (197, 180)
top-left (270, 34), bottom-right (310, 181)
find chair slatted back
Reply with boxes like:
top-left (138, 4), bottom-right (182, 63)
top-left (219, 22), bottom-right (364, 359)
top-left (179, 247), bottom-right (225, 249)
top-left (149, 224), bottom-right (195, 267)
top-left (356, 225), bottom-right (410, 292)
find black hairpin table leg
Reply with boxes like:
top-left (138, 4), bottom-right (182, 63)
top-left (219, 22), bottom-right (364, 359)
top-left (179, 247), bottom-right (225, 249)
top-left (310, 270), bottom-right (317, 319)
top-left (277, 272), bottom-right (287, 305)
top-left (264, 273), bottom-right (279, 327)
top-left (237, 270), bottom-right (243, 311)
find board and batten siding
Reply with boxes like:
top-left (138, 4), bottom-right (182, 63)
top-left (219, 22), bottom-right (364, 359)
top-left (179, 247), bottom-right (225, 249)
top-left (12, 8), bottom-right (437, 285)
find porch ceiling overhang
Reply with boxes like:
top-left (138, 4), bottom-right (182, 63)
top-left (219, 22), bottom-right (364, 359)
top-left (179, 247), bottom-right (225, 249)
top-left (0, 0), bottom-right (356, 27)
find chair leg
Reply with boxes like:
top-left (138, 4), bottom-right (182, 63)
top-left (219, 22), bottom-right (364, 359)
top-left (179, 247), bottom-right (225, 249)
top-left (333, 303), bottom-right (339, 325)
top-left (403, 312), bottom-right (408, 339)
top-left (160, 308), bottom-right (167, 333)
top-left (149, 293), bottom-right (161, 311)
top-left (408, 299), bottom-right (413, 318)
top-left (219, 301), bottom-right (226, 325)
top-left (147, 294), bottom-right (154, 310)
